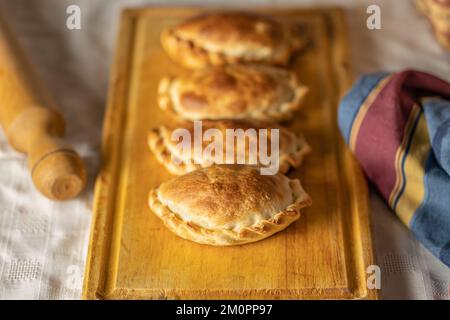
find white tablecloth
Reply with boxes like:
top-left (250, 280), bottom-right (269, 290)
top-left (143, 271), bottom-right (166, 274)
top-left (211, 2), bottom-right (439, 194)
top-left (0, 0), bottom-right (449, 300)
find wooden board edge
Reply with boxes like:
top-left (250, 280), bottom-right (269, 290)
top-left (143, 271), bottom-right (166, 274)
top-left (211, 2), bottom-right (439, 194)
top-left (82, 10), bottom-right (137, 300)
top-left (120, 5), bottom-right (349, 17)
top-left (327, 10), bottom-right (380, 300)
top-left (102, 287), bottom-right (366, 300)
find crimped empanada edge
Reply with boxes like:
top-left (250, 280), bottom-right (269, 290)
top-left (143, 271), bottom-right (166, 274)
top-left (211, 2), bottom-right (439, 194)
top-left (149, 126), bottom-right (312, 175)
top-left (148, 177), bottom-right (312, 246)
top-left (148, 127), bottom-right (201, 175)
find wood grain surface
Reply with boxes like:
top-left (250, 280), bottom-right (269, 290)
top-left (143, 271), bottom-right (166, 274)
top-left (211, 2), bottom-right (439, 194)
top-left (82, 7), bottom-right (379, 300)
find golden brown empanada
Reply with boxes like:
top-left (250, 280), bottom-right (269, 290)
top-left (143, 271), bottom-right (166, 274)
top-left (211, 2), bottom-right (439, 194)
top-left (161, 12), bottom-right (308, 68)
top-left (158, 64), bottom-right (308, 122)
top-left (149, 165), bottom-right (312, 246)
top-left (148, 119), bottom-right (311, 175)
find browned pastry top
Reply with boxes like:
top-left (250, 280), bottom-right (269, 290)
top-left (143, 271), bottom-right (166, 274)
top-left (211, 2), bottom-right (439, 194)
top-left (158, 64), bottom-right (308, 122)
top-left (160, 11), bottom-right (308, 68)
top-left (149, 165), bottom-right (311, 245)
top-left (157, 165), bottom-right (298, 229)
top-left (175, 12), bottom-right (285, 52)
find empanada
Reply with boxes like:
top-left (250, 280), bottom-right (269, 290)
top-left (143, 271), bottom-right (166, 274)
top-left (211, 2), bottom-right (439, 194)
top-left (148, 119), bottom-right (311, 175)
top-left (161, 12), bottom-right (308, 68)
top-left (149, 165), bottom-right (312, 246)
top-left (158, 64), bottom-right (308, 122)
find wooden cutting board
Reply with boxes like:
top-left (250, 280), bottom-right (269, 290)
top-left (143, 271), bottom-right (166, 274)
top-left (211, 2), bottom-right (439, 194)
top-left (82, 7), bottom-right (379, 300)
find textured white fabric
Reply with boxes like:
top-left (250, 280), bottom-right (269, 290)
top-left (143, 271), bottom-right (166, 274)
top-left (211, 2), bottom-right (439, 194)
top-left (0, 0), bottom-right (449, 300)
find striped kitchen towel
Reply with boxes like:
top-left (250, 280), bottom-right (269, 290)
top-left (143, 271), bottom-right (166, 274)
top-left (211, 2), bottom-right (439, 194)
top-left (338, 70), bottom-right (450, 268)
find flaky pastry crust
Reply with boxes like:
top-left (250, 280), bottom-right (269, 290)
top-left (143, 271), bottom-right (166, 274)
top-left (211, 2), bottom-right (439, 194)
top-left (160, 12), bottom-right (309, 68)
top-left (157, 64), bottom-right (308, 122)
top-left (148, 120), bottom-right (311, 175)
top-left (148, 165), bottom-right (312, 246)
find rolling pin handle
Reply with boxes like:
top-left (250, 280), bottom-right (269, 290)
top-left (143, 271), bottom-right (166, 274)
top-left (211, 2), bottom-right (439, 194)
top-left (30, 145), bottom-right (87, 201)
top-left (0, 13), bottom-right (86, 200)
top-left (5, 106), bottom-right (87, 200)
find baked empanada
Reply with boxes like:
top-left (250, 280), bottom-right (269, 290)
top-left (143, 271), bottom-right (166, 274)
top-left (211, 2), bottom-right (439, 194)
top-left (158, 64), bottom-right (308, 122)
top-left (148, 119), bottom-right (311, 175)
top-left (149, 165), bottom-right (312, 246)
top-left (161, 12), bottom-right (308, 68)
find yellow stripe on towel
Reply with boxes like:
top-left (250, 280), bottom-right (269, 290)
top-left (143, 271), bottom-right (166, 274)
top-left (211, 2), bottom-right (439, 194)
top-left (395, 113), bottom-right (431, 226)
top-left (389, 104), bottom-right (422, 207)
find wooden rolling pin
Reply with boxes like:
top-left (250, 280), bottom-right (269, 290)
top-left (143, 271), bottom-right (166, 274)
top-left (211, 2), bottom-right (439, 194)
top-left (0, 14), bottom-right (86, 200)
